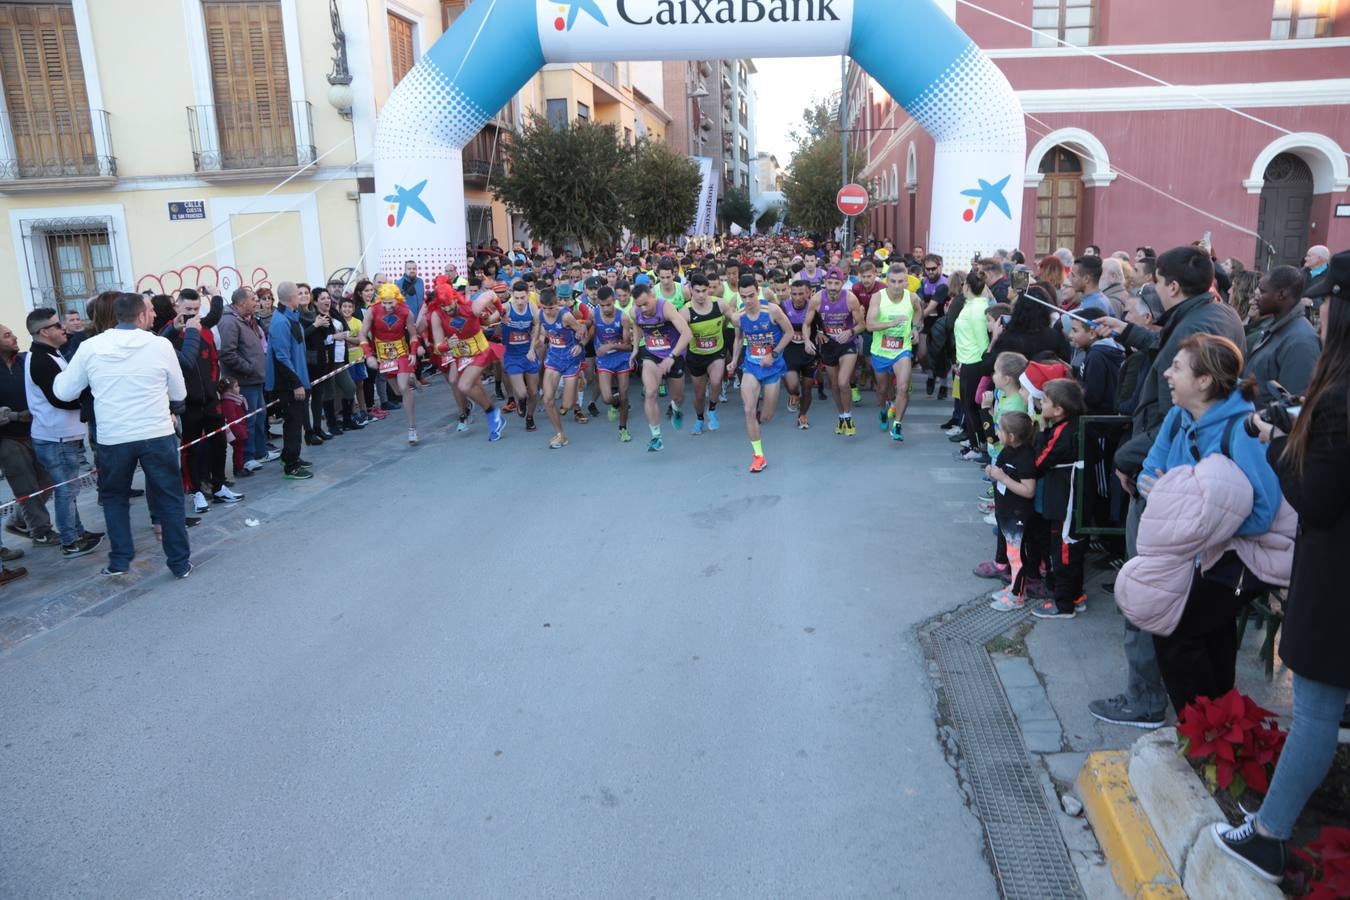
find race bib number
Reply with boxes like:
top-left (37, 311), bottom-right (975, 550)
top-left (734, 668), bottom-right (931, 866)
top-left (827, 326), bottom-right (850, 341)
top-left (549, 332), bottom-right (569, 348)
top-left (882, 334), bottom-right (904, 351)
top-left (791, 329), bottom-right (804, 344)
top-left (748, 343), bottom-right (771, 362)
top-left (508, 330), bottom-right (531, 345)
top-left (378, 358), bottom-right (397, 375)
top-left (695, 335), bottom-right (718, 351)
top-left (646, 332), bottom-right (670, 351)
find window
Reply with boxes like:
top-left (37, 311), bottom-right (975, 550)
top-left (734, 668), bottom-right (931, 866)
top-left (623, 127), bottom-right (632, 145)
top-left (1030, 0), bottom-right (1095, 47)
top-left (0, 2), bottom-right (102, 177)
top-left (1271, 0), bottom-right (1333, 38)
top-left (202, 1), bottom-right (297, 168)
top-left (1035, 147), bottom-right (1083, 256)
top-left (388, 13), bottom-right (415, 86)
top-left (545, 98), bottom-right (567, 129)
top-left (40, 225), bottom-right (115, 315)
top-left (576, 101), bottom-right (589, 122)
top-left (441, 0), bottom-right (469, 28)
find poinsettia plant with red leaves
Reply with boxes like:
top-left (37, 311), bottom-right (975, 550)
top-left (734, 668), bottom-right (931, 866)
top-left (1176, 688), bottom-right (1287, 797)
top-left (1290, 827), bottom-right (1350, 900)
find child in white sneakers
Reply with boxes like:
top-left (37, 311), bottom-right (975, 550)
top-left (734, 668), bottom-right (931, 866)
top-left (986, 411), bottom-right (1038, 611)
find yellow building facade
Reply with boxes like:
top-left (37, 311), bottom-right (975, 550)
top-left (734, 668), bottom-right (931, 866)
top-left (0, 0), bottom-right (670, 327)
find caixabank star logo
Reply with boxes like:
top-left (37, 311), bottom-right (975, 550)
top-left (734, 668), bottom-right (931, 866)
top-left (552, 0), bottom-right (609, 30)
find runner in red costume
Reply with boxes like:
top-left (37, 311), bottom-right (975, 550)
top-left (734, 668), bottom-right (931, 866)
top-left (360, 282), bottom-right (423, 443)
top-left (426, 278), bottom-right (507, 442)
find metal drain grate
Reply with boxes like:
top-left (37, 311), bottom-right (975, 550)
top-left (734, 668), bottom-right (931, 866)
top-left (923, 602), bottom-right (1084, 899)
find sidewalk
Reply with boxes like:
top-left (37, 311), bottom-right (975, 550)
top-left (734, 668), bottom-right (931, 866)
top-left (0, 389), bottom-right (462, 650)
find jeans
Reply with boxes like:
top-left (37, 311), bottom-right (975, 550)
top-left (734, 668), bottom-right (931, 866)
top-left (1257, 674), bottom-right (1350, 840)
top-left (98, 435), bottom-right (190, 575)
top-left (31, 438), bottom-right (85, 546)
top-left (0, 436), bottom-right (53, 535)
top-left (240, 384), bottom-right (267, 461)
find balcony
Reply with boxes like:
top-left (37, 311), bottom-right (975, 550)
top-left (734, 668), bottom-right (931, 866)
top-left (462, 129), bottom-right (506, 187)
top-left (187, 100), bottom-right (316, 177)
top-left (0, 108), bottom-right (116, 191)
top-left (593, 61), bottom-right (620, 85)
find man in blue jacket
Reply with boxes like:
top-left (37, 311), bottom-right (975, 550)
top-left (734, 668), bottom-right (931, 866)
top-left (265, 282), bottom-right (312, 480)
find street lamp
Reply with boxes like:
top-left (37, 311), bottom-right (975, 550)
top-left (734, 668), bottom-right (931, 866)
top-left (686, 79), bottom-right (709, 157)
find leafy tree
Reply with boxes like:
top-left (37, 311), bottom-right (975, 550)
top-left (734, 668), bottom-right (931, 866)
top-left (719, 187), bottom-right (754, 230)
top-left (622, 138), bottom-right (702, 243)
top-left (755, 206), bottom-right (781, 231)
top-left (494, 113), bottom-right (631, 254)
top-left (782, 99), bottom-right (868, 237)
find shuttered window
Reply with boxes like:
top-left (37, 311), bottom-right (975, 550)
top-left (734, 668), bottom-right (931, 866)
top-left (201, 0), bottom-right (296, 169)
top-left (0, 2), bottom-right (95, 173)
top-left (388, 13), bottom-right (414, 86)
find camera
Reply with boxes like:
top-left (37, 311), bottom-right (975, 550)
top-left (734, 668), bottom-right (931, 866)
top-left (1244, 380), bottom-right (1302, 437)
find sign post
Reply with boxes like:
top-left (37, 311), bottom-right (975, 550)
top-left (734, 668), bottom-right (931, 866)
top-left (836, 184), bottom-right (869, 241)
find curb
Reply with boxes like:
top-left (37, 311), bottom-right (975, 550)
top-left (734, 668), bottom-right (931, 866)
top-left (1076, 750), bottom-right (1185, 899)
top-left (1078, 730), bottom-right (1284, 900)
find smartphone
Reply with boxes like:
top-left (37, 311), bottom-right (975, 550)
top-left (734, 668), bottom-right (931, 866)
top-left (999, 314), bottom-right (1012, 327)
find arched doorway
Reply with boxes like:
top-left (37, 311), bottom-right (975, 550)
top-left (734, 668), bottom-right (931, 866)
top-left (1034, 146), bottom-right (1081, 256)
top-left (1256, 153), bottom-right (1313, 271)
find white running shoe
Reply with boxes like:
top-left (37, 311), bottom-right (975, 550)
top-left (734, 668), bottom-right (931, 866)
top-left (192, 491), bottom-right (209, 514)
top-left (408, 427), bottom-right (419, 444)
top-left (262, 449), bottom-right (281, 462)
top-left (213, 486), bottom-right (244, 504)
top-left (243, 459), bottom-right (265, 472)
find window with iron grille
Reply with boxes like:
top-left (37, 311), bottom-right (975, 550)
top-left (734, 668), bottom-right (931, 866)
top-left (1031, 0), bottom-right (1095, 47)
top-left (1271, 0), bottom-right (1333, 38)
top-left (17, 216), bottom-right (120, 315)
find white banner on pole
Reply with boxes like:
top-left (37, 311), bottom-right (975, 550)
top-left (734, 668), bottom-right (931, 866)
top-left (689, 156), bottom-right (719, 237)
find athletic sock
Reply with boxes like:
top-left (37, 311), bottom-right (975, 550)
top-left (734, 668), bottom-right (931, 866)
top-left (838, 413), bottom-right (848, 420)
top-left (751, 439), bottom-right (763, 456)
top-left (708, 401), bottom-right (717, 411)
top-left (650, 424), bottom-right (661, 438)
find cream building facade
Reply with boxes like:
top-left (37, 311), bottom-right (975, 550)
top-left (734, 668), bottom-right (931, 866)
top-left (0, 0), bottom-right (669, 327)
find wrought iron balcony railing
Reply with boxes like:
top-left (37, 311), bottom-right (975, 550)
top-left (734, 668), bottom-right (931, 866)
top-left (187, 100), bottom-right (316, 172)
top-left (0, 108), bottom-right (116, 180)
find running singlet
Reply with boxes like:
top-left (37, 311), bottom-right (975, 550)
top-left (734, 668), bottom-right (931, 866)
top-left (655, 282), bottom-right (686, 310)
top-left (541, 308), bottom-right (577, 364)
top-left (592, 309), bottom-right (626, 353)
top-left (740, 309), bottom-right (784, 367)
top-left (370, 303), bottom-right (413, 374)
top-left (635, 299), bottom-right (679, 359)
top-left (781, 299), bottom-right (811, 344)
top-left (871, 290), bottom-right (914, 359)
top-left (687, 302), bottom-right (725, 356)
top-left (817, 289), bottom-right (856, 344)
top-left (502, 301), bottom-right (535, 356)
top-left (800, 268), bottom-right (826, 286)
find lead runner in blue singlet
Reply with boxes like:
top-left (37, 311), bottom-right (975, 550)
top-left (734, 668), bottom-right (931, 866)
top-left (727, 274), bottom-right (794, 473)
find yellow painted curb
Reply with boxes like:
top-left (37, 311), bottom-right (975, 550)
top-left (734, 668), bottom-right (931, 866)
top-left (1077, 750), bottom-right (1187, 900)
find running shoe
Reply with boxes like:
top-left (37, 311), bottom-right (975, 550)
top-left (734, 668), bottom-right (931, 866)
top-left (368, 407), bottom-right (388, 420)
top-left (958, 448), bottom-right (985, 462)
top-left (851, 387), bottom-right (861, 403)
top-left (619, 427), bottom-right (632, 443)
top-left (787, 394), bottom-right (799, 412)
top-left (213, 486), bottom-right (244, 504)
top-left (691, 419), bottom-right (704, 436)
top-left (890, 421), bottom-right (904, 442)
top-left (608, 405), bottom-right (618, 422)
top-left (938, 419), bottom-right (957, 430)
top-left (843, 417), bottom-right (857, 436)
top-left (284, 464), bottom-right (313, 480)
top-left (516, 403), bottom-right (528, 419)
top-left (1075, 594), bottom-right (1088, 613)
top-left (456, 415), bottom-right (471, 433)
top-left (983, 512), bottom-right (997, 526)
top-left (988, 589), bottom-right (1025, 612)
top-left (835, 419), bottom-right (845, 435)
top-left (1087, 695), bottom-right (1166, 730)
top-left (503, 398), bottom-right (517, 413)
top-left (1029, 601), bottom-right (1076, 620)
top-left (588, 401), bottom-right (600, 418)
top-left (647, 435), bottom-right (663, 452)
top-left (749, 455), bottom-right (767, 473)
top-left (192, 491), bottom-right (209, 515)
top-left (487, 407), bottom-right (505, 442)
top-left (719, 383), bottom-right (728, 403)
top-left (706, 409), bottom-right (720, 431)
top-left (878, 407), bottom-right (889, 430)
top-left (525, 416), bottom-right (537, 432)
top-left (973, 561), bottom-right (1011, 580)
top-left (574, 407), bottom-right (589, 424)
top-left (549, 433), bottom-right (568, 449)
top-left (658, 383), bottom-right (667, 398)
top-left (797, 414), bottom-right (810, 430)
top-left (944, 425), bottom-right (965, 437)
top-left (937, 385), bottom-right (948, 401)
top-left (671, 407), bottom-right (683, 430)
top-left (976, 499), bottom-right (996, 514)
top-left (926, 376), bottom-right (936, 397)
top-left (408, 427), bottom-right (419, 444)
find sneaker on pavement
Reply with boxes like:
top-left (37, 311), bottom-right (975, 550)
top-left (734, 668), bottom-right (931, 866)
top-left (1075, 593), bottom-right (1088, 613)
top-left (797, 414), bottom-right (810, 430)
top-left (890, 421), bottom-right (904, 441)
top-left (0, 546), bottom-right (23, 562)
top-left (618, 427), bottom-right (632, 443)
top-left (192, 491), bottom-right (209, 514)
top-left (691, 419), bottom-right (704, 436)
top-left (99, 566), bottom-right (129, 577)
top-left (174, 563), bottom-right (194, 580)
top-left (982, 512), bottom-right (997, 526)
top-left (671, 407), bottom-right (683, 430)
top-left (988, 589), bottom-right (1025, 611)
top-left (647, 435), bottom-right (663, 452)
top-left (1210, 818), bottom-right (1285, 883)
top-left (1030, 601), bottom-right (1076, 620)
top-left (243, 459), bottom-right (266, 473)
top-left (261, 449), bottom-right (281, 462)
top-left (30, 530), bottom-right (61, 547)
top-left (4, 522), bottom-right (29, 538)
top-left (0, 565), bottom-right (28, 585)
top-left (1087, 695), bottom-right (1165, 729)
top-left (61, 532), bottom-right (104, 559)
top-left (549, 433), bottom-right (568, 449)
top-left (284, 464), bottom-right (314, 480)
top-left (973, 561), bottom-right (1012, 581)
top-left (487, 407), bottom-right (505, 442)
top-left (706, 409), bottom-right (720, 431)
top-left (213, 486), bottom-right (244, 504)
top-left (749, 454), bottom-right (767, 473)
top-left (408, 427), bottom-right (419, 444)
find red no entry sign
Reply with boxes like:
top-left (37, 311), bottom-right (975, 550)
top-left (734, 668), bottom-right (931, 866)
top-left (836, 183), bottom-right (868, 217)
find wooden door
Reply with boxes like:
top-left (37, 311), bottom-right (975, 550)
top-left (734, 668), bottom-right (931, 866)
top-left (202, 0), bottom-right (294, 168)
top-left (1256, 153), bottom-right (1313, 270)
top-left (0, 2), bottom-right (94, 175)
top-left (1035, 146), bottom-right (1082, 257)
top-left (388, 13), bottom-right (414, 86)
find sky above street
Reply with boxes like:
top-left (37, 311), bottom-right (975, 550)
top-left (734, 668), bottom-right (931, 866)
top-left (751, 55), bottom-right (845, 168)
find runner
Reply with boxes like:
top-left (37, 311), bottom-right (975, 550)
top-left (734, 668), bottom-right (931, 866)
top-left (654, 258), bottom-right (687, 309)
top-left (727, 275), bottom-right (794, 473)
top-left (556, 283), bottom-right (592, 423)
top-left (850, 260), bottom-right (884, 400)
top-left (916, 253), bottom-right (950, 398)
top-left (426, 279), bottom-right (507, 442)
top-left (500, 279), bottom-right (542, 432)
top-left (778, 278), bottom-right (817, 429)
top-left (866, 264), bottom-right (920, 442)
top-left (591, 285), bottom-right (636, 442)
top-left (632, 282), bottom-right (693, 451)
top-left (802, 267), bottom-right (866, 436)
top-left (536, 288), bottom-right (589, 449)
top-left (360, 282), bottom-right (423, 444)
top-left (681, 272), bottom-right (727, 435)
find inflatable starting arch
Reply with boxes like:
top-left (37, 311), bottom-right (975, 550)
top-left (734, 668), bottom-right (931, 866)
top-left (373, 0), bottom-right (1025, 275)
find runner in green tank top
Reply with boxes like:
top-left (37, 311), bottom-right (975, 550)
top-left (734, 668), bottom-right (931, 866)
top-left (681, 272), bottom-right (727, 435)
top-left (655, 258), bottom-right (687, 310)
top-left (865, 265), bottom-right (920, 442)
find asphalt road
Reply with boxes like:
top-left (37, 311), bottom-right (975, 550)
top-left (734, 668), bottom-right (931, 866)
top-left (1, 383), bottom-right (998, 899)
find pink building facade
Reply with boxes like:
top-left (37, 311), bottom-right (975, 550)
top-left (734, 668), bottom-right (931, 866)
top-left (847, 0), bottom-right (1350, 268)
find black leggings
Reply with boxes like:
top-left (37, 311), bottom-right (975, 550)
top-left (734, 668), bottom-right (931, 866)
top-left (959, 364), bottom-right (985, 451)
top-left (1153, 561), bottom-right (1261, 714)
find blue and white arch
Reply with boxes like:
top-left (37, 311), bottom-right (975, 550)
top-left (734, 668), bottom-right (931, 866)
top-left (374, 0), bottom-right (1024, 275)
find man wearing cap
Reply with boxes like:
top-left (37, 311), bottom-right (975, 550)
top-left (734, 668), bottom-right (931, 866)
top-left (1087, 246), bottom-right (1245, 729)
top-left (802, 267), bottom-right (866, 436)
